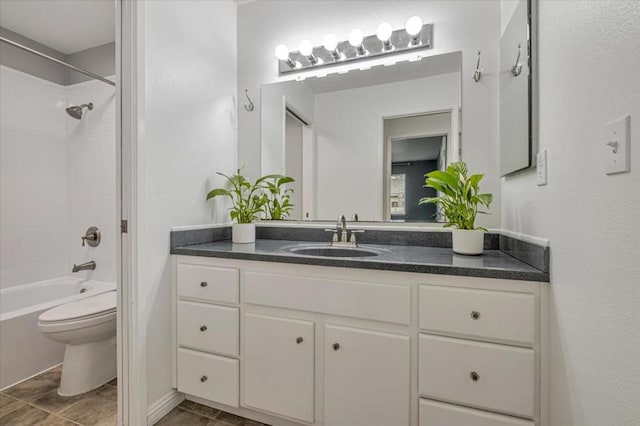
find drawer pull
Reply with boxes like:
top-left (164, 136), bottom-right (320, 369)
top-left (470, 310), bottom-right (481, 320)
top-left (296, 337), bottom-right (304, 344)
top-left (200, 281), bottom-right (208, 287)
top-left (470, 371), bottom-right (480, 382)
top-left (200, 325), bottom-right (207, 332)
top-left (200, 375), bottom-right (208, 383)
top-left (332, 343), bottom-right (340, 351)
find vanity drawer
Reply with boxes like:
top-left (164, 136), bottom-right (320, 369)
top-left (419, 399), bottom-right (534, 426)
top-left (419, 334), bottom-right (535, 418)
top-left (244, 271), bottom-right (411, 325)
top-left (419, 285), bottom-right (535, 345)
top-left (177, 264), bottom-right (239, 304)
top-left (177, 348), bottom-right (239, 407)
top-left (177, 301), bottom-right (239, 356)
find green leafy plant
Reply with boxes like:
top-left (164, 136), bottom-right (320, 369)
top-left (263, 175), bottom-right (295, 220)
top-left (419, 162), bottom-right (493, 230)
top-left (206, 170), bottom-right (271, 224)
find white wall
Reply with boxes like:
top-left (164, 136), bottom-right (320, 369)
top-left (0, 66), bottom-right (68, 289)
top-left (66, 78), bottom-right (117, 283)
top-left (502, 2), bottom-right (640, 425)
top-left (138, 0), bottom-right (237, 409)
top-left (0, 66), bottom-right (116, 290)
top-left (238, 0), bottom-right (502, 228)
top-left (314, 72), bottom-right (460, 220)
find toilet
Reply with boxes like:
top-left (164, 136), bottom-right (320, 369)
top-left (38, 291), bottom-right (117, 396)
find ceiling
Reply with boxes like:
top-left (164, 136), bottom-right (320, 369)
top-left (392, 136), bottom-right (443, 163)
top-left (0, 0), bottom-right (115, 54)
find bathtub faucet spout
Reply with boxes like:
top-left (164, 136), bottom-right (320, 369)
top-left (72, 261), bottom-right (96, 273)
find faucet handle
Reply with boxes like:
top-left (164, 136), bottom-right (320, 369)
top-left (352, 213), bottom-right (359, 222)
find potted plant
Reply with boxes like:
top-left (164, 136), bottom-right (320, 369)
top-left (206, 170), bottom-right (269, 243)
top-left (419, 162), bottom-right (493, 255)
top-left (263, 175), bottom-right (295, 220)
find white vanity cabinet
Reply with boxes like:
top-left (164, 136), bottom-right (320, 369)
top-left (324, 325), bottom-right (410, 426)
top-left (173, 255), bottom-right (547, 426)
top-left (244, 313), bottom-right (315, 422)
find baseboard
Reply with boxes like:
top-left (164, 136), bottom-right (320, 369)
top-left (147, 390), bottom-right (184, 425)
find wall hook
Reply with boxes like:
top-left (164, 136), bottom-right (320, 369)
top-left (511, 44), bottom-right (523, 77)
top-left (243, 88), bottom-right (255, 112)
top-left (473, 50), bottom-right (482, 82)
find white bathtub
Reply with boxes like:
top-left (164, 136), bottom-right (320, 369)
top-left (0, 277), bottom-right (116, 390)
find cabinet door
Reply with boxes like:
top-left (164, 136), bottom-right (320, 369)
top-left (243, 313), bottom-right (315, 422)
top-left (324, 325), bottom-right (410, 426)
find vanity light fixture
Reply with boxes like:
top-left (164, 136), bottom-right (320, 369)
top-left (348, 28), bottom-right (367, 56)
top-left (405, 16), bottom-right (423, 46)
top-left (299, 40), bottom-right (320, 65)
top-left (376, 22), bottom-right (394, 51)
top-left (323, 33), bottom-right (342, 61)
top-left (274, 44), bottom-right (298, 69)
top-left (275, 17), bottom-right (433, 75)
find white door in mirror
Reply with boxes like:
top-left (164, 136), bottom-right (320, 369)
top-left (605, 115), bottom-right (631, 175)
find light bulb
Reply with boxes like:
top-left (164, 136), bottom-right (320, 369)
top-left (299, 40), bottom-right (314, 56)
top-left (405, 16), bottom-right (423, 36)
top-left (323, 33), bottom-right (338, 51)
top-left (275, 44), bottom-right (290, 61)
top-left (376, 23), bottom-right (393, 42)
top-left (348, 29), bottom-right (364, 47)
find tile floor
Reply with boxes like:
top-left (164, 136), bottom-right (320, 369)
top-left (157, 400), bottom-right (269, 426)
top-left (0, 366), bottom-right (117, 425)
top-left (0, 366), bottom-right (267, 426)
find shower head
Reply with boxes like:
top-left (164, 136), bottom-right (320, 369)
top-left (66, 103), bottom-right (93, 119)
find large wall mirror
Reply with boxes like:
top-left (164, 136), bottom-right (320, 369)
top-left (239, 0), bottom-right (536, 226)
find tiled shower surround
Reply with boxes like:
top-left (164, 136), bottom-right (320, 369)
top-left (0, 65), bottom-right (117, 290)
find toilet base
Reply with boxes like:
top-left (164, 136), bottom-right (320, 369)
top-left (58, 336), bottom-right (117, 396)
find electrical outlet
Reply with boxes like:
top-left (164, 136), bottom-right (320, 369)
top-left (536, 150), bottom-right (547, 186)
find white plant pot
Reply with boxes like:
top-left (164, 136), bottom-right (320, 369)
top-left (232, 223), bottom-right (256, 244)
top-left (452, 229), bottom-right (485, 255)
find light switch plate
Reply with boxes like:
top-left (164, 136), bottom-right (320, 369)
top-left (536, 150), bottom-right (547, 186)
top-left (605, 115), bottom-right (631, 175)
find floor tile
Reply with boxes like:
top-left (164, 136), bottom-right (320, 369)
top-left (178, 399), bottom-right (221, 419)
top-left (58, 387), bottom-right (117, 426)
top-left (0, 393), bottom-right (26, 417)
top-left (0, 403), bottom-right (50, 424)
top-left (30, 388), bottom-right (83, 414)
top-left (38, 413), bottom-right (78, 425)
top-left (215, 411), bottom-right (268, 426)
top-left (95, 413), bottom-right (118, 426)
top-left (3, 374), bottom-right (60, 402)
top-left (155, 408), bottom-right (211, 426)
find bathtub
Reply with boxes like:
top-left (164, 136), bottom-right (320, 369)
top-left (0, 277), bottom-right (116, 390)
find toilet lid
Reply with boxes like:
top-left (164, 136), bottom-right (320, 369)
top-left (39, 291), bottom-right (116, 323)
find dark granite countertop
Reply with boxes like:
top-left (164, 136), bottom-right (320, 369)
top-left (171, 239), bottom-right (549, 282)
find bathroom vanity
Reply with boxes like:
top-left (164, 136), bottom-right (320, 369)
top-left (171, 227), bottom-right (549, 426)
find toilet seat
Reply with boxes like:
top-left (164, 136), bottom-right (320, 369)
top-left (38, 291), bottom-right (116, 333)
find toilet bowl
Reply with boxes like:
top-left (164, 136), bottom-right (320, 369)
top-left (38, 291), bottom-right (117, 396)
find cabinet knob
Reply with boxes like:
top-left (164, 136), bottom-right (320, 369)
top-left (470, 371), bottom-right (480, 382)
top-left (332, 343), bottom-right (340, 351)
top-left (470, 310), bottom-right (481, 320)
top-left (296, 337), bottom-right (304, 344)
top-left (200, 375), bottom-right (208, 383)
top-left (200, 281), bottom-right (208, 287)
top-left (200, 325), bottom-right (207, 332)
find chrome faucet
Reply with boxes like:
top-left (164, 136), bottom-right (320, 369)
top-left (72, 261), bottom-right (96, 273)
top-left (325, 214), bottom-right (364, 247)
